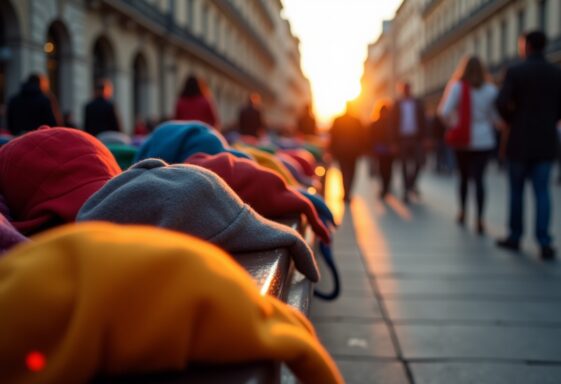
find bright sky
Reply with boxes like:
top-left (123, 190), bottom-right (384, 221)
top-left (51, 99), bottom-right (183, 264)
top-left (282, 0), bottom-right (402, 127)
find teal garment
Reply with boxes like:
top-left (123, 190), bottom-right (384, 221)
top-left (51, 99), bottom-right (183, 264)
top-left (256, 145), bottom-right (276, 154)
top-left (302, 144), bottom-right (324, 162)
top-left (135, 121), bottom-right (250, 164)
top-left (107, 144), bottom-right (138, 171)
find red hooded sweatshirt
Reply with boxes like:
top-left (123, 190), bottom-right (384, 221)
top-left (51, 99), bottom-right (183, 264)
top-left (186, 152), bottom-right (330, 243)
top-left (0, 126), bottom-right (121, 235)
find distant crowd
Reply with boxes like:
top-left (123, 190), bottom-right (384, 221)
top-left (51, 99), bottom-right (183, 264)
top-left (328, 30), bottom-right (561, 261)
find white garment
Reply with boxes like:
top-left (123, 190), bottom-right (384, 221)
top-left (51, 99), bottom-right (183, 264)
top-left (438, 81), bottom-right (498, 150)
top-left (399, 99), bottom-right (418, 137)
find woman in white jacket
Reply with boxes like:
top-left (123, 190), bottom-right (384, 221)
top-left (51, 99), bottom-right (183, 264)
top-left (438, 56), bottom-right (502, 234)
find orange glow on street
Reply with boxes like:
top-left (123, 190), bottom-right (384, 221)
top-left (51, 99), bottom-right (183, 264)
top-left (282, 0), bottom-right (402, 127)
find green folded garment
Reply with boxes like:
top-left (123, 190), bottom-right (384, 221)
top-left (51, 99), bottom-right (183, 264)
top-left (107, 144), bottom-right (138, 170)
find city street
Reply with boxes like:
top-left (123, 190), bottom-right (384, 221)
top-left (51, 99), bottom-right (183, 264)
top-left (313, 161), bottom-right (561, 384)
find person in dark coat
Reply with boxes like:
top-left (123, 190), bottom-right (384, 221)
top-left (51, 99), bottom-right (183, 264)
top-left (329, 102), bottom-right (366, 202)
top-left (369, 102), bottom-right (396, 198)
top-left (238, 93), bottom-right (265, 138)
top-left (391, 82), bottom-right (428, 203)
top-left (84, 79), bottom-right (122, 136)
top-left (297, 104), bottom-right (317, 136)
top-left (496, 31), bottom-right (561, 260)
top-left (6, 74), bottom-right (57, 135)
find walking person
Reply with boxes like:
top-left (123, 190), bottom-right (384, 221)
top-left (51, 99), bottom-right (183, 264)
top-left (329, 102), bottom-right (366, 202)
top-left (238, 93), bottom-right (265, 138)
top-left (175, 75), bottom-right (219, 128)
top-left (6, 74), bottom-right (57, 135)
top-left (297, 103), bottom-right (317, 136)
top-left (392, 82), bottom-right (428, 203)
top-left (496, 31), bottom-right (561, 260)
top-left (369, 101), bottom-right (396, 198)
top-left (84, 79), bottom-right (122, 136)
top-left (439, 56), bottom-right (501, 234)
top-left (557, 121), bottom-right (561, 185)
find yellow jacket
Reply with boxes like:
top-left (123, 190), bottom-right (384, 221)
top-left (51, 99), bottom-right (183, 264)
top-left (234, 145), bottom-right (300, 187)
top-left (0, 223), bottom-right (342, 384)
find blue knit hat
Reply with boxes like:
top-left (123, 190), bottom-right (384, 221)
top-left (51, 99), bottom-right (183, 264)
top-left (77, 158), bottom-right (319, 281)
top-left (135, 121), bottom-right (250, 163)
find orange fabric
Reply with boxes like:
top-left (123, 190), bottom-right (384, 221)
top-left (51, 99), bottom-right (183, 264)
top-left (234, 145), bottom-right (300, 187)
top-left (0, 223), bottom-right (342, 384)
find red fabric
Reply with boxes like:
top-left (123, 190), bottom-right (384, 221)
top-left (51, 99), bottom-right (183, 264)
top-left (280, 149), bottom-right (317, 177)
top-left (0, 126), bottom-right (121, 235)
top-left (445, 81), bottom-right (471, 148)
top-left (174, 96), bottom-right (218, 127)
top-left (186, 153), bottom-right (331, 243)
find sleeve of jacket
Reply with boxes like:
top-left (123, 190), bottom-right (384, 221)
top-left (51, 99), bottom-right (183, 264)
top-left (390, 102), bottom-right (400, 141)
top-left (110, 103), bottom-right (122, 132)
top-left (416, 99), bottom-right (428, 139)
top-left (43, 97), bottom-right (58, 127)
top-left (6, 99), bottom-right (16, 135)
top-left (496, 67), bottom-right (515, 123)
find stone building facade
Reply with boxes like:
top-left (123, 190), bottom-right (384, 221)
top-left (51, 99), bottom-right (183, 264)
top-left (0, 0), bottom-right (311, 133)
top-left (360, 20), bottom-right (394, 120)
top-left (361, 0), bottom-right (561, 117)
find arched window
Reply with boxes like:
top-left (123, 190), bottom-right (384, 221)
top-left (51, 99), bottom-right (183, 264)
top-left (45, 21), bottom-right (72, 111)
top-left (0, 0), bottom-right (22, 106)
top-left (132, 53), bottom-right (149, 123)
top-left (0, 12), bottom-right (6, 107)
top-left (538, 0), bottom-right (548, 32)
top-left (92, 36), bottom-right (116, 89)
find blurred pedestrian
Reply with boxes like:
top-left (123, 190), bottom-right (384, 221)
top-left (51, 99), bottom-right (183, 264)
top-left (557, 122), bottom-right (561, 185)
top-left (175, 75), bottom-right (219, 128)
top-left (84, 79), bottom-right (122, 136)
top-left (6, 74), bottom-right (57, 135)
top-left (496, 31), bottom-right (561, 260)
top-left (369, 100), bottom-right (396, 198)
top-left (238, 93), bottom-right (265, 138)
top-left (329, 101), bottom-right (366, 202)
top-left (439, 56), bottom-right (501, 234)
top-left (297, 103), bottom-right (317, 136)
top-left (391, 82), bottom-right (428, 203)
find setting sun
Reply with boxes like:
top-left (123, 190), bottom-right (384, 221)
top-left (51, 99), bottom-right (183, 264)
top-left (283, 0), bottom-right (402, 128)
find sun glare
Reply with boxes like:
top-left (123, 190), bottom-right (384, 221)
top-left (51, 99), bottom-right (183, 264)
top-left (282, 0), bottom-right (402, 128)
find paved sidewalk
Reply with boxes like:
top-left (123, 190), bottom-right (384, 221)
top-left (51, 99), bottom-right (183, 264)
top-left (311, 161), bottom-right (561, 384)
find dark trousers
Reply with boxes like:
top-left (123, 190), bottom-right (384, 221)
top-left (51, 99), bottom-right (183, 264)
top-left (400, 139), bottom-right (422, 193)
top-left (378, 155), bottom-right (394, 195)
top-left (557, 140), bottom-right (561, 181)
top-left (507, 161), bottom-right (553, 246)
top-left (454, 150), bottom-right (491, 219)
top-left (337, 156), bottom-right (358, 201)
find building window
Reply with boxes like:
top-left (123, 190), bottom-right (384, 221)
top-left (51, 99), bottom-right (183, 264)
top-left (517, 9), bottom-right (525, 36)
top-left (486, 28), bottom-right (493, 63)
top-left (473, 36), bottom-right (479, 56)
top-left (500, 20), bottom-right (508, 61)
top-left (215, 15), bottom-right (221, 47)
top-left (132, 53), bottom-right (149, 123)
top-left (187, 0), bottom-right (194, 27)
top-left (538, 0), bottom-right (548, 32)
top-left (202, 5), bottom-right (208, 37)
top-left (0, 11), bottom-right (5, 106)
top-left (45, 21), bottom-right (72, 113)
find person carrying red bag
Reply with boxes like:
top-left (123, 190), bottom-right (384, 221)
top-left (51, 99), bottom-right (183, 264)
top-left (438, 56), bottom-right (504, 235)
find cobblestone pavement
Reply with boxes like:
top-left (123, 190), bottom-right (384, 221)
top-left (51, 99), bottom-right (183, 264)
top-left (312, 160), bottom-right (561, 384)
